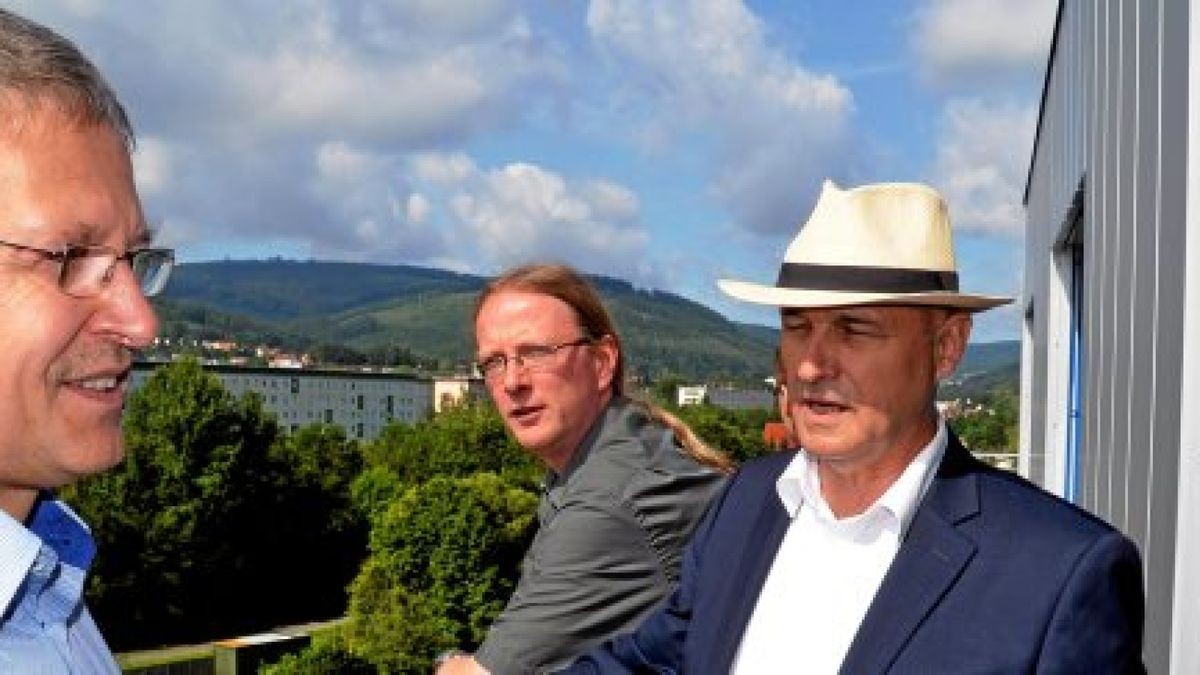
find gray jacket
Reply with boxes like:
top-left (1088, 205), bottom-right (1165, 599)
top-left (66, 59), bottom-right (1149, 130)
top-left (475, 396), bottom-right (727, 674)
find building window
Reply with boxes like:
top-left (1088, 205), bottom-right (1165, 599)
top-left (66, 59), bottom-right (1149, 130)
top-left (1047, 189), bottom-right (1085, 502)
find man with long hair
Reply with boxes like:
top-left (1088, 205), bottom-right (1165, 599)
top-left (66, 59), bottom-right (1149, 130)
top-left (438, 263), bottom-right (729, 674)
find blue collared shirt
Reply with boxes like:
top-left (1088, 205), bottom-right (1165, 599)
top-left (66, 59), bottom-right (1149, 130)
top-left (0, 495), bottom-right (119, 674)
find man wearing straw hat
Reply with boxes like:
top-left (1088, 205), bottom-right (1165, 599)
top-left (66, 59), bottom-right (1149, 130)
top-left (562, 181), bottom-right (1145, 674)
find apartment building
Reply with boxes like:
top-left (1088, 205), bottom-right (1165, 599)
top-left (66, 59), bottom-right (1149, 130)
top-left (131, 362), bottom-right (437, 440)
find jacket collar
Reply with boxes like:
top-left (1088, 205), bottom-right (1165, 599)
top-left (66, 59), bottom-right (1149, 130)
top-left (838, 433), bottom-right (982, 674)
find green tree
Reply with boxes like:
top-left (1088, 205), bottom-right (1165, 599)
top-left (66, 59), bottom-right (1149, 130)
top-left (64, 360), bottom-right (371, 650)
top-left (648, 374), bottom-right (689, 407)
top-left (673, 403), bottom-right (775, 463)
top-left (344, 473), bottom-right (538, 674)
top-left (66, 358), bottom-right (282, 648)
top-left (949, 387), bottom-right (1019, 454)
top-left (264, 424), bottom-right (369, 621)
top-left (260, 629), bottom-right (375, 675)
top-left (362, 401), bottom-right (539, 488)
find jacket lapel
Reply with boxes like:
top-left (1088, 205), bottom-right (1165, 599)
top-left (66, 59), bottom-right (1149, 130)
top-left (838, 436), bottom-right (982, 674)
top-left (710, 467), bottom-right (793, 672)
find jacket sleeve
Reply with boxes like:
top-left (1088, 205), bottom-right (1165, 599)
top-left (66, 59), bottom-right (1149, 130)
top-left (1036, 530), bottom-right (1146, 674)
top-left (475, 492), bottom-right (671, 675)
top-left (557, 471), bottom-right (735, 675)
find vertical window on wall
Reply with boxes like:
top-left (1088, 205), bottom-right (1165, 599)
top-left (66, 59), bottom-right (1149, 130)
top-left (1065, 238), bottom-right (1084, 502)
top-left (1048, 187), bottom-right (1085, 502)
top-left (1019, 301), bottom-right (1036, 481)
top-left (1055, 201), bottom-right (1086, 504)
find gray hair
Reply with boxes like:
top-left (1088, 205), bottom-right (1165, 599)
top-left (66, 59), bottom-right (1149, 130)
top-left (0, 8), bottom-right (133, 146)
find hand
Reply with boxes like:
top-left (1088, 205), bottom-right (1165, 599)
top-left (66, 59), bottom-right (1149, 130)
top-left (435, 654), bottom-right (490, 675)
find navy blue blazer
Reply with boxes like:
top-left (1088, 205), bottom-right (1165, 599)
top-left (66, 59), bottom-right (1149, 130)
top-left (562, 435), bottom-right (1145, 674)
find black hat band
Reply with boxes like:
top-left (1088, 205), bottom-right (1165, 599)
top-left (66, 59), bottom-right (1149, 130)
top-left (776, 262), bottom-right (959, 293)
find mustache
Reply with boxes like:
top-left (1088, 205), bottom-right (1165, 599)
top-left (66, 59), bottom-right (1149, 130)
top-left (53, 343), bottom-right (134, 380)
top-left (780, 382), bottom-right (849, 406)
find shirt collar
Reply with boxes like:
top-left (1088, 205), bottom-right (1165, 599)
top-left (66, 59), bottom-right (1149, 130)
top-left (0, 494), bottom-right (96, 619)
top-left (0, 504), bottom-right (42, 619)
top-left (776, 419), bottom-right (948, 534)
top-left (27, 495), bottom-right (96, 570)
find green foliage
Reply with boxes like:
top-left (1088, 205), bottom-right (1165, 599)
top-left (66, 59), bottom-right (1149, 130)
top-left (266, 425), bottom-right (370, 620)
top-left (672, 403), bottom-right (777, 463)
top-left (259, 630), bottom-right (374, 675)
top-left (948, 387), bottom-right (1019, 452)
top-left (647, 374), bottom-right (689, 407)
top-left (66, 358), bottom-right (278, 647)
top-left (309, 343), bottom-right (429, 368)
top-left (344, 474), bottom-right (538, 674)
top-left (64, 359), bottom-right (367, 650)
top-left (362, 401), bottom-right (540, 489)
top-left (351, 466), bottom-right (408, 523)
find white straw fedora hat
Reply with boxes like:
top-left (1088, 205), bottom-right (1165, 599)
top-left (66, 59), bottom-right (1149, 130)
top-left (718, 180), bottom-right (1012, 311)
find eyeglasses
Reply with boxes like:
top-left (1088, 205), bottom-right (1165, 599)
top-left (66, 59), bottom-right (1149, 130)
top-left (476, 337), bottom-right (594, 380)
top-left (0, 238), bottom-right (175, 298)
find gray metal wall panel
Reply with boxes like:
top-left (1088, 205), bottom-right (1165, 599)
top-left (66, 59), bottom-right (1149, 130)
top-left (1025, 0), bottom-right (1189, 669)
top-left (1025, 0), bottom-right (1091, 489)
top-left (1126, 0), bottom-right (1160, 553)
top-left (1113, 0), bottom-right (1138, 531)
top-left (1087, 0), bottom-right (1116, 518)
top-left (1146, 0), bottom-right (1188, 669)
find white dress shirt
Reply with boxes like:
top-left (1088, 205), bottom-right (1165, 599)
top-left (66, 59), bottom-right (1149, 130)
top-left (731, 421), bottom-right (948, 675)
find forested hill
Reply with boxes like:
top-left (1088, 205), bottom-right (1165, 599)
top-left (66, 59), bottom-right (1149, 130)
top-left (154, 259), bottom-right (780, 382)
top-left (154, 259), bottom-right (1021, 387)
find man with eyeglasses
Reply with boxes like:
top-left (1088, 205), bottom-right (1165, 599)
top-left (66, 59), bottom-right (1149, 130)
top-left (0, 9), bottom-right (173, 672)
top-left (436, 264), bottom-right (728, 675)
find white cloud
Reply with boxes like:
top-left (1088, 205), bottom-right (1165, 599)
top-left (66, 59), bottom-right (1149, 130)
top-left (403, 153), bottom-right (656, 283)
top-left (16, 2), bottom-right (564, 149)
top-left (315, 141), bottom-right (381, 181)
top-left (930, 97), bottom-right (1037, 236)
top-left (586, 0), bottom-right (855, 235)
top-left (10, 1), bottom-right (571, 266)
top-left (306, 143), bottom-right (450, 260)
top-left (10, 1), bottom-right (860, 297)
top-left (409, 152), bottom-right (478, 184)
top-left (132, 136), bottom-right (173, 196)
top-left (406, 193), bottom-right (431, 224)
top-left (912, 0), bottom-right (1056, 84)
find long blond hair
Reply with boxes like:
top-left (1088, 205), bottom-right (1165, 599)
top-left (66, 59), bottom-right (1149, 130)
top-left (475, 263), bottom-right (734, 474)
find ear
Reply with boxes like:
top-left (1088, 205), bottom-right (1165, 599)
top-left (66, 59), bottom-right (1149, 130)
top-left (933, 311), bottom-right (972, 381)
top-left (592, 334), bottom-right (619, 393)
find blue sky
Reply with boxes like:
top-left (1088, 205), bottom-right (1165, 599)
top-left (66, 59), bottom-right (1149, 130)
top-left (17, 0), bottom-right (1056, 341)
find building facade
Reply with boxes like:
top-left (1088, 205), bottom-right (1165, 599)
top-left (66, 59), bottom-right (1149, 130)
top-left (1021, 1), bottom-right (1197, 671)
top-left (433, 376), bottom-right (490, 413)
top-left (706, 387), bottom-right (774, 411)
top-left (131, 362), bottom-right (435, 440)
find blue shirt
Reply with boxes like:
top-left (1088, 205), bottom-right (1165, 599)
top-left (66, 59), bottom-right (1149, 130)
top-left (0, 495), bottom-right (119, 674)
